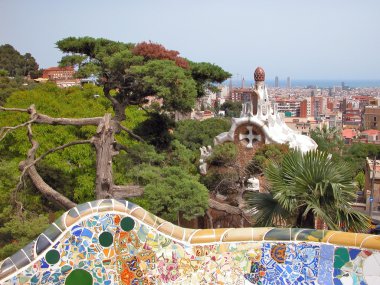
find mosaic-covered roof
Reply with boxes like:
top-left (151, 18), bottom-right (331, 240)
top-left (1, 199), bottom-right (380, 284)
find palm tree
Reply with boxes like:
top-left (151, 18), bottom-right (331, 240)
top-left (245, 150), bottom-right (369, 232)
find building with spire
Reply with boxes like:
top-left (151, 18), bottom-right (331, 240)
top-left (200, 67), bottom-right (317, 175)
top-left (214, 67), bottom-right (316, 151)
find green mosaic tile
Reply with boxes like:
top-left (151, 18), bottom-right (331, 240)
top-left (45, 249), bottom-right (60, 265)
top-left (334, 247), bottom-right (349, 269)
top-left (65, 269), bottom-right (92, 285)
top-left (120, 217), bottom-right (135, 232)
top-left (99, 231), bottom-right (113, 247)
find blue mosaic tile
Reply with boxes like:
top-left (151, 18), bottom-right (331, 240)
top-left (317, 244), bottom-right (334, 285)
top-left (3, 208), bottom-right (380, 285)
top-left (349, 248), bottom-right (361, 260)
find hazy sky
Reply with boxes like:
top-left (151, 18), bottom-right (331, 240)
top-left (1, 0), bottom-right (379, 80)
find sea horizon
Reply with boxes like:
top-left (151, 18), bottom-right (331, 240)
top-left (229, 79), bottom-right (380, 89)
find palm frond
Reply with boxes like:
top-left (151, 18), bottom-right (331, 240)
top-left (244, 191), bottom-right (292, 227)
top-left (247, 149), bottom-right (369, 231)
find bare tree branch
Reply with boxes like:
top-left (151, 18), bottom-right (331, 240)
top-left (19, 139), bottom-right (93, 181)
top-left (110, 185), bottom-right (144, 198)
top-left (14, 200), bottom-right (24, 217)
top-left (26, 124), bottom-right (38, 158)
top-left (2, 104), bottom-right (103, 126)
top-left (214, 177), bottom-right (239, 194)
top-left (118, 123), bottom-right (145, 142)
top-left (35, 113), bottom-right (103, 126)
top-left (209, 198), bottom-right (253, 226)
top-left (17, 124), bottom-right (77, 209)
top-left (0, 106), bottom-right (29, 112)
top-left (25, 165), bottom-right (77, 209)
top-left (0, 118), bottom-right (37, 141)
top-left (209, 198), bottom-right (242, 215)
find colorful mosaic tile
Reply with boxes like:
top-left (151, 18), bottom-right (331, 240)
top-left (1, 199), bottom-right (380, 284)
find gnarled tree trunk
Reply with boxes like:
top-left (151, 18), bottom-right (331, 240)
top-left (93, 114), bottom-right (118, 199)
top-left (2, 105), bottom-right (144, 210)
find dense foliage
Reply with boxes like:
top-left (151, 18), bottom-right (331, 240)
top-left (0, 83), bottom-right (114, 258)
top-left (0, 45), bottom-right (40, 105)
top-left (0, 75), bottom-right (37, 105)
top-left (246, 143), bottom-right (290, 175)
top-left (173, 118), bottom-right (230, 151)
top-left (207, 143), bottom-right (237, 166)
top-left (220, 101), bottom-right (242, 117)
top-left (0, 44), bottom-right (40, 78)
top-left (126, 165), bottom-right (208, 223)
top-left (343, 143), bottom-right (380, 173)
top-left (311, 125), bottom-right (380, 174)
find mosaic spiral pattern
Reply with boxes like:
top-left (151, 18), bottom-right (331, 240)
top-left (1, 199), bottom-right (380, 284)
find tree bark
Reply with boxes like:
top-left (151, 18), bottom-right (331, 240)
top-left (25, 166), bottom-right (77, 209)
top-left (103, 87), bottom-right (126, 122)
top-left (110, 185), bottom-right (144, 199)
top-left (93, 114), bottom-right (118, 199)
top-left (208, 198), bottom-right (242, 215)
top-left (113, 102), bottom-right (127, 122)
top-left (35, 113), bottom-right (102, 126)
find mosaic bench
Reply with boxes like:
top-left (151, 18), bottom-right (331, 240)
top-left (0, 199), bottom-right (380, 284)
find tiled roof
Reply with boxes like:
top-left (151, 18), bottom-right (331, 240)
top-left (44, 66), bottom-right (74, 71)
top-left (342, 128), bottom-right (356, 139)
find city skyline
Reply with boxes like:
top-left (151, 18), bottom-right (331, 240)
top-left (1, 0), bottom-right (379, 80)
top-left (229, 77), bottom-right (380, 89)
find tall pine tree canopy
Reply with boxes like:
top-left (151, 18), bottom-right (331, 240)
top-left (0, 44), bottom-right (39, 78)
top-left (56, 37), bottom-right (231, 120)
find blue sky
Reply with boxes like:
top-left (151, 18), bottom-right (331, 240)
top-left (1, 0), bottom-right (379, 80)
